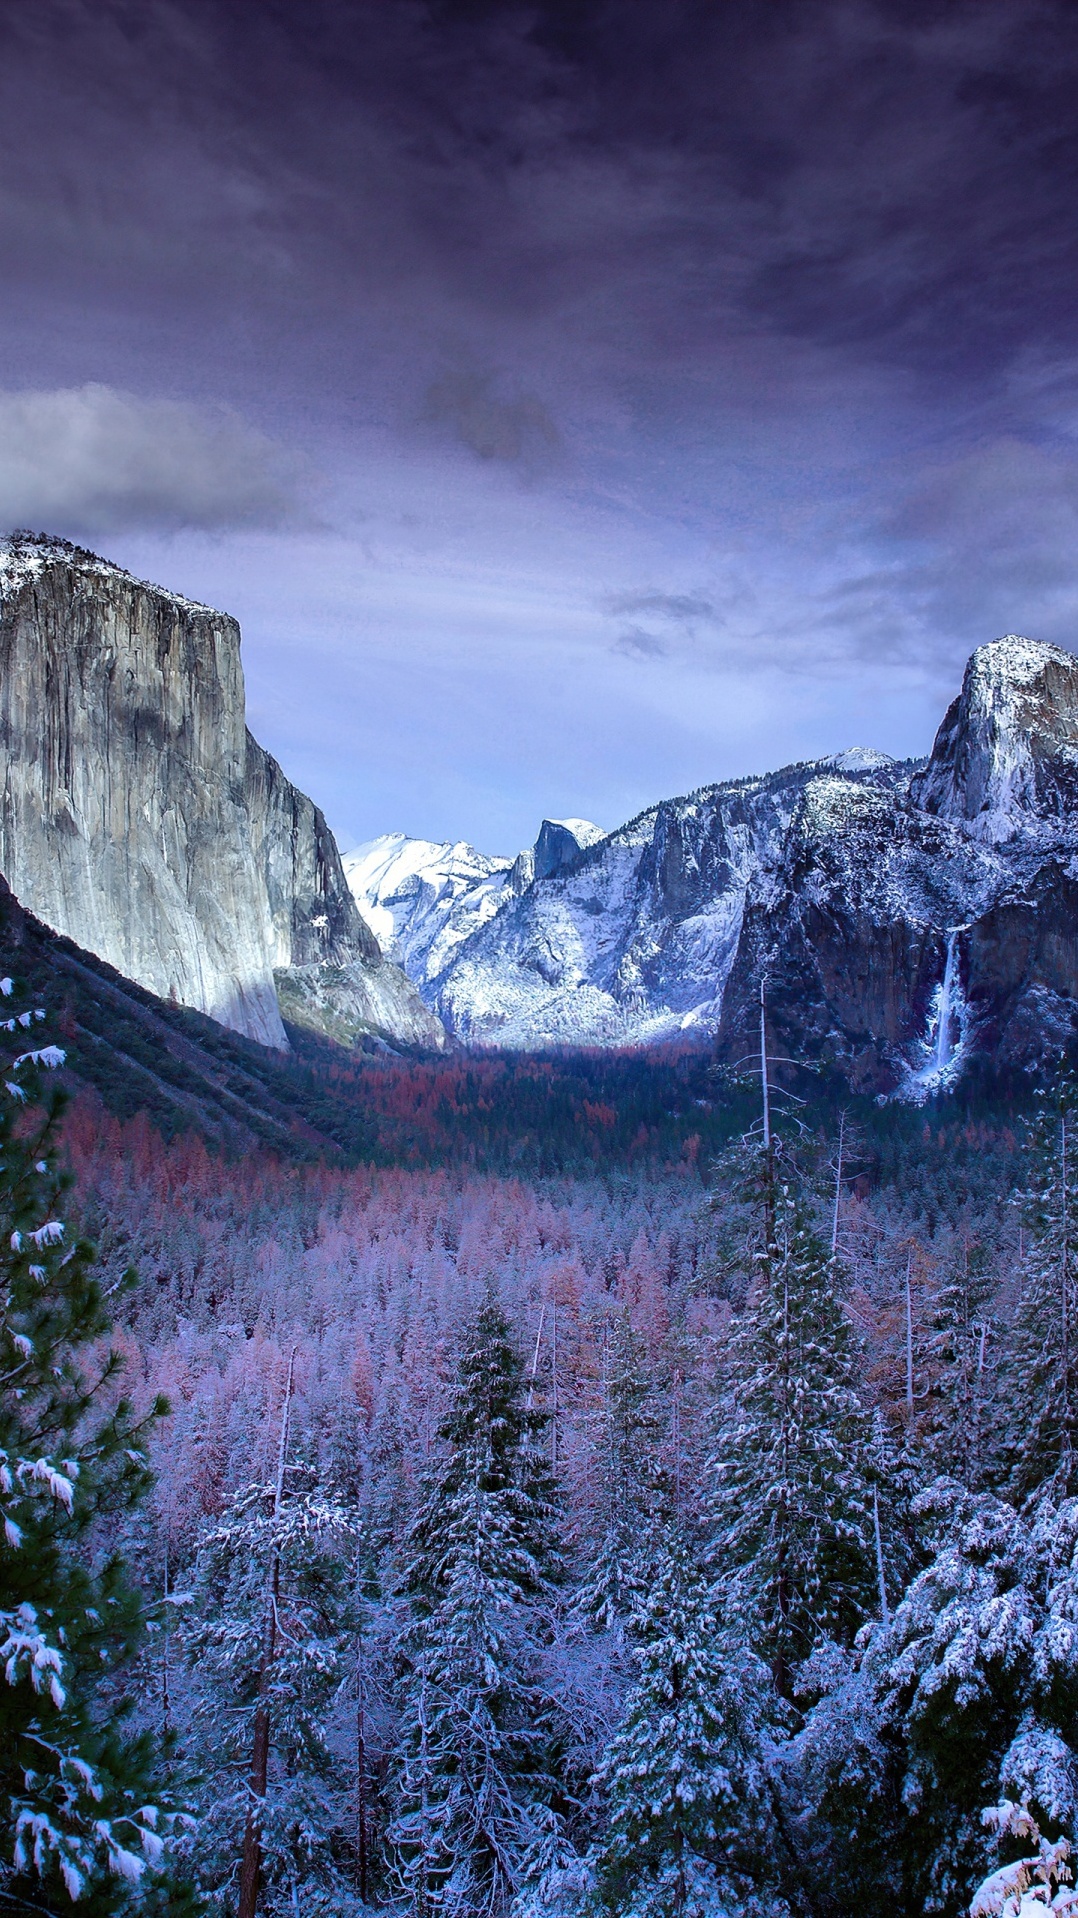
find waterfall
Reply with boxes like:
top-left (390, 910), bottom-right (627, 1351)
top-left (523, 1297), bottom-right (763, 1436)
top-left (934, 929), bottom-right (959, 1075)
top-left (900, 926), bottom-right (969, 1102)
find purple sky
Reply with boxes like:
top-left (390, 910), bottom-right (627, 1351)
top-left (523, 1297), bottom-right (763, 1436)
top-left (3, 1), bottom-right (1078, 854)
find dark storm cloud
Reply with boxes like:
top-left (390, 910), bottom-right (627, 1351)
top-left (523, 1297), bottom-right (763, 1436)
top-left (606, 592), bottom-right (719, 627)
top-left (873, 437), bottom-right (1078, 655)
top-left (5, 0), bottom-right (1078, 842)
top-left (6, 0), bottom-right (1078, 407)
top-left (421, 364), bottom-right (562, 464)
top-left (605, 590), bottom-right (721, 663)
top-left (612, 628), bottom-right (669, 662)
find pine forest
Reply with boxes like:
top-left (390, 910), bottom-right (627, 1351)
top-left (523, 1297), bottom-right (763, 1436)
top-left (3, 993), bottom-right (1077, 1918)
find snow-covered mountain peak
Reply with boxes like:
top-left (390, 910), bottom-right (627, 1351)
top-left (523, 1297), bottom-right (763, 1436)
top-left (911, 633), bottom-right (1078, 842)
top-left (968, 633), bottom-right (1075, 691)
top-left (824, 747), bottom-right (896, 773)
top-left (343, 833), bottom-right (512, 980)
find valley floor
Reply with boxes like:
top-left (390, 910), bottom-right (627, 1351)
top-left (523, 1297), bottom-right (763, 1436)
top-left (1, 1014), bottom-right (1063, 1918)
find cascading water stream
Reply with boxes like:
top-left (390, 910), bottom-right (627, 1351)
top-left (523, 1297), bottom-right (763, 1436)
top-left (901, 926), bottom-right (969, 1102)
top-left (934, 929), bottom-right (959, 1075)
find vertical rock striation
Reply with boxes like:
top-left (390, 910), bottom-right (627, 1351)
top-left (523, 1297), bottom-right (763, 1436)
top-left (0, 534), bottom-right (443, 1052)
top-left (244, 733), bottom-right (382, 971)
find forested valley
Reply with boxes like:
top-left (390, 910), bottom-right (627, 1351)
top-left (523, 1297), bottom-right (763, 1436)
top-left (2, 996), bottom-right (1075, 1918)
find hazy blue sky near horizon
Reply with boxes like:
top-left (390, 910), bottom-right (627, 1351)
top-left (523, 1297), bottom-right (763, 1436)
top-left (3, 0), bottom-right (1078, 853)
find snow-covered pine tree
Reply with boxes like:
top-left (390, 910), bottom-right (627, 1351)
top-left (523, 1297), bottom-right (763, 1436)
top-left (706, 1151), bottom-right (883, 1697)
top-left (968, 1796), bottom-right (1078, 1918)
top-left (789, 1484), bottom-right (1078, 1917)
top-left (184, 1359), bottom-right (359, 1917)
top-left (596, 1521), bottom-right (779, 1918)
top-left (1006, 1072), bottom-right (1078, 1504)
top-left (576, 1315), bottom-right (670, 1636)
top-left (389, 1296), bottom-right (567, 1918)
top-left (0, 979), bottom-right (186, 1912)
top-left (922, 1227), bottom-right (998, 1487)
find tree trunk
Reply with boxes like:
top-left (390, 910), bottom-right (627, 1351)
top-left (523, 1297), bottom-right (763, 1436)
top-left (238, 1700), bottom-right (271, 1918)
top-left (237, 1347), bottom-right (295, 1918)
top-left (357, 1636), bottom-right (369, 1905)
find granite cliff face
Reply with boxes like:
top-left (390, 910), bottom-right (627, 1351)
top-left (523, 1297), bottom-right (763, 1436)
top-left (358, 640), bottom-right (1078, 1093)
top-left (0, 534), bottom-right (443, 1052)
top-left (909, 636), bottom-right (1078, 840)
top-left (243, 738), bottom-right (441, 1048)
top-left (715, 636), bottom-right (1078, 1092)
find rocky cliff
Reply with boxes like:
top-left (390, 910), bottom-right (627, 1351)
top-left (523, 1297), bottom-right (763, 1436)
top-left (361, 640), bottom-right (1078, 1094)
top-left (0, 533), bottom-right (443, 1052)
top-left (715, 637), bottom-right (1078, 1093)
top-left (909, 636), bottom-right (1078, 839)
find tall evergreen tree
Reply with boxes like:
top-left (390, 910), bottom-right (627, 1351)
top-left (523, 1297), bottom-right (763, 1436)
top-left (1006, 1071), bottom-right (1078, 1504)
top-left (706, 1153), bottom-right (883, 1696)
top-left (0, 983), bottom-right (183, 1911)
top-left (790, 1482), bottom-right (1078, 1917)
top-left (389, 1297), bottom-right (566, 1918)
top-left (596, 1523), bottom-right (779, 1918)
top-left (184, 1395), bottom-right (358, 1916)
top-left (577, 1316), bottom-right (670, 1636)
top-left (922, 1229), bottom-right (998, 1486)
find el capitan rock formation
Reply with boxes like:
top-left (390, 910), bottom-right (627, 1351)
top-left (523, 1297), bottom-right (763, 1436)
top-left (0, 533), bottom-right (442, 1052)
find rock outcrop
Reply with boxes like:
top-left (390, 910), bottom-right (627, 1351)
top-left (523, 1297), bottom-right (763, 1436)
top-left (910, 636), bottom-right (1078, 839)
top-left (532, 817), bottom-right (605, 880)
top-left (0, 533), bottom-right (443, 1052)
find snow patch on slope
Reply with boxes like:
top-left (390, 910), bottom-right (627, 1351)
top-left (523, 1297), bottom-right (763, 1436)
top-left (343, 834), bottom-right (513, 986)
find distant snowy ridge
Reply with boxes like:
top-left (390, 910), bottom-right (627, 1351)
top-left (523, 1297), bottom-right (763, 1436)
top-left (344, 834), bottom-right (515, 984)
top-left (432, 759), bottom-right (902, 1053)
top-left (345, 817), bottom-right (605, 988)
top-left (354, 637), bottom-right (1078, 1095)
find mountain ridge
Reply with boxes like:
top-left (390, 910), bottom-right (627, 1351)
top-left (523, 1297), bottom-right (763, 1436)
top-left (349, 636), bottom-right (1078, 1094)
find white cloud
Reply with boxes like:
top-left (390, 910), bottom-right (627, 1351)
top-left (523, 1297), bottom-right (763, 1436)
top-left (0, 383), bottom-right (295, 533)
